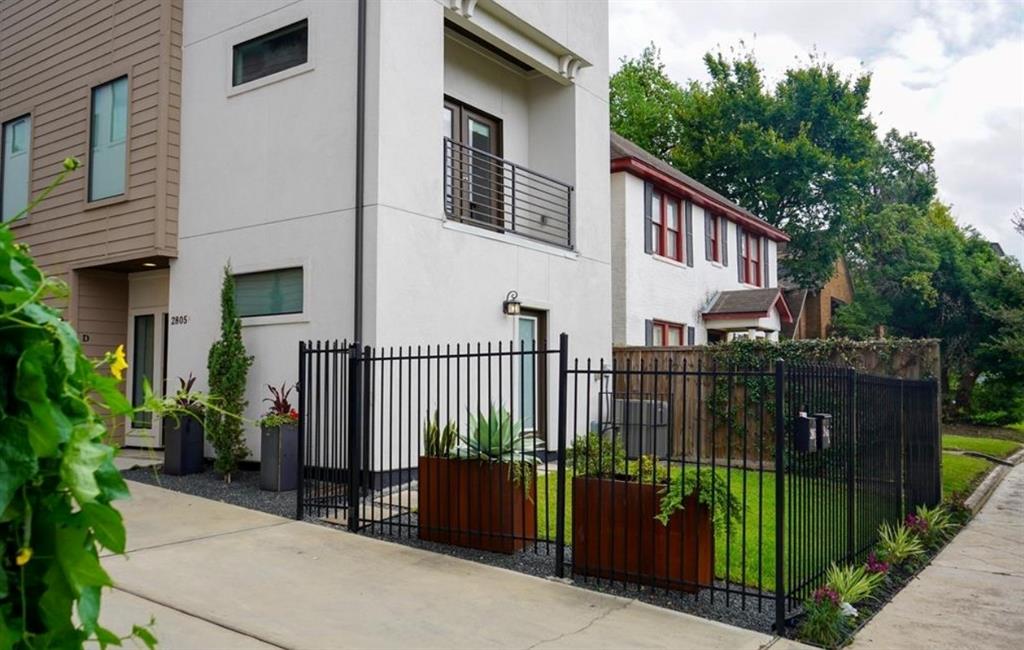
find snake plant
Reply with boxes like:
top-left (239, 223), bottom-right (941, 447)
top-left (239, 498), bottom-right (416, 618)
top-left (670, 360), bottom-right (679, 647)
top-left (423, 410), bottom-right (458, 458)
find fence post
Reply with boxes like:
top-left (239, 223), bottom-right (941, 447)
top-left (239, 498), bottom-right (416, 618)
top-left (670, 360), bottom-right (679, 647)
top-left (554, 332), bottom-right (569, 578)
top-left (898, 378), bottom-right (905, 517)
top-left (774, 359), bottom-right (786, 636)
top-left (846, 367), bottom-right (856, 560)
top-left (296, 341), bottom-right (307, 520)
top-left (347, 343), bottom-right (363, 532)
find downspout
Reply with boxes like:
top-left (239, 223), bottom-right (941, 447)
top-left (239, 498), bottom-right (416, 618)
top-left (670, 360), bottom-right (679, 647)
top-left (353, 0), bottom-right (367, 343)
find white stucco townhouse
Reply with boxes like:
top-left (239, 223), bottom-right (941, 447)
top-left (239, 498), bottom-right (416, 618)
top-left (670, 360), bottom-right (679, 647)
top-left (609, 133), bottom-right (792, 346)
top-left (158, 0), bottom-right (611, 460)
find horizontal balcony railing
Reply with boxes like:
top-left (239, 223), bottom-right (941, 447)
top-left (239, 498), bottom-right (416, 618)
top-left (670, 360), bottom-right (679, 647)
top-left (444, 137), bottom-right (574, 249)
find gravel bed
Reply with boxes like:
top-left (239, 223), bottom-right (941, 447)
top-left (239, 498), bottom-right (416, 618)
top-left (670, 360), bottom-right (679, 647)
top-left (122, 465), bottom-right (297, 519)
top-left (122, 470), bottom-right (776, 633)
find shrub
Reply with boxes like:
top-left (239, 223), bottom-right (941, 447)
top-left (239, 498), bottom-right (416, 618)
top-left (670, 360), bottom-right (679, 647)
top-left (877, 522), bottom-right (925, 565)
top-left (825, 562), bottom-right (885, 604)
top-left (206, 263), bottom-right (253, 481)
top-left (798, 587), bottom-right (852, 648)
top-left (566, 430), bottom-right (627, 478)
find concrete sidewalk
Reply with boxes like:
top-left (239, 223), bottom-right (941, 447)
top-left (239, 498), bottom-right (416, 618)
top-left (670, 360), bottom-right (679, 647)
top-left (100, 481), bottom-right (805, 650)
top-left (850, 462), bottom-right (1024, 650)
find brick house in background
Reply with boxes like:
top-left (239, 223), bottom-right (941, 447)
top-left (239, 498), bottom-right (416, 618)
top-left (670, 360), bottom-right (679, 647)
top-left (779, 246), bottom-right (855, 339)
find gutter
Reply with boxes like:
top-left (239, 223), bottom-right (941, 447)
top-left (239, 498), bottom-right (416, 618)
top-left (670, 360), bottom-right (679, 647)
top-left (353, 0), bottom-right (366, 343)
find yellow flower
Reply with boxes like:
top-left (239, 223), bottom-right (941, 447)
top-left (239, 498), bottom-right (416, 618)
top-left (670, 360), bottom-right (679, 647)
top-left (16, 547), bottom-right (32, 566)
top-left (110, 344), bottom-right (129, 381)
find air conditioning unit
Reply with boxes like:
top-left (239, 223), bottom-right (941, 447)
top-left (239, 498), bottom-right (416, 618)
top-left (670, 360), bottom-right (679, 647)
top-left (597, 393), bottom-right (672, 458)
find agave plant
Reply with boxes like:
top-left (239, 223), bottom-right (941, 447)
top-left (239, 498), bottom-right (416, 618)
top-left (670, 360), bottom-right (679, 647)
top-left (458, 404), bottom-right (544, 490)
top-left (423, 410), bottom-right (458, 458)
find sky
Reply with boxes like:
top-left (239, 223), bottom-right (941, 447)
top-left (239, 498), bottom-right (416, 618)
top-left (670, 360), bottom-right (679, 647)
top-left (608, 0), bottom-right (1024, 262)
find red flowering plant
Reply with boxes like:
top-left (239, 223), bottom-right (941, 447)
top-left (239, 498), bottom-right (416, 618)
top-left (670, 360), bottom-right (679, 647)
top-left (258, 383), bottom-right (299, 428)
top-left (865, 551), bottom-right (889, 575)
top-left (798, 586), bottom-right (852, 647)
top-left (904, 512), bottom-right (929, 536)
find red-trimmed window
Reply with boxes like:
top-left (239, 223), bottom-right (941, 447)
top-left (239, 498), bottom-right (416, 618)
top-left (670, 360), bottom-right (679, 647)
top-left (650, 190), bottom-right (684, 262)
top-left (652, 320), bottom-right (685, 346)
top-left (742, 232), bottom-right (762, 286)
top-left (708, 214), bottom-right (720, 262)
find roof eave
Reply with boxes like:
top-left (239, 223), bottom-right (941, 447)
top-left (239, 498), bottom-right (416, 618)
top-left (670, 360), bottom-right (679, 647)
top-left (611, 156), bottom-right (790, 242)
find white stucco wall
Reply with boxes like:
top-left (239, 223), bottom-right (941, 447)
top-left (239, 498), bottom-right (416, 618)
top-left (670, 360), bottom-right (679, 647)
top-left (171, 0), bottom-right (360, 459)
top-left (171, 0), bottom-right (610, 460)
top-left (612, 172), bottom-right (780, 346)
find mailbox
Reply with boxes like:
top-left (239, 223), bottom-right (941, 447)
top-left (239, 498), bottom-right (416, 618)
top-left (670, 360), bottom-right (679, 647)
top-left (814, 413), bottom-right (832, 451)
top-left (794, 411), bottom-right (816, 453)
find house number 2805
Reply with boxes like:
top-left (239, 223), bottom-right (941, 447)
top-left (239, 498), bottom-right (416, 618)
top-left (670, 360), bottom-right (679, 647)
top-left (170, 315), bottom-right (189, 325)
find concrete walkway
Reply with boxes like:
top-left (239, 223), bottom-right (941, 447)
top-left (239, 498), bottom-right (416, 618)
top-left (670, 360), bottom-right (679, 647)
top-left (99, 481), bottom-right (806, 650)
top-left (850, 462), bottom-right (1024, 650)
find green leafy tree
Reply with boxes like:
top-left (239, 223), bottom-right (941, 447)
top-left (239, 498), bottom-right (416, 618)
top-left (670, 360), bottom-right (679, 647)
top-left (1, 160), bottom-right (156, 649)
top-left (206, 264), bottom-right (253, 481)
top-left (611, 45), bottom-right (879, 287)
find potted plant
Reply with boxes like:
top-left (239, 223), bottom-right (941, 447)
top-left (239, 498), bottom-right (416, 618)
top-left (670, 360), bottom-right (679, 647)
top-left (568, 431), bottom-right (742, 592)
top-left (259, 383), bottom-right (299, 491)
top-left (418, 405), bottom-right (542, 553)
top-left (162, 374), bottom-right (206, 475)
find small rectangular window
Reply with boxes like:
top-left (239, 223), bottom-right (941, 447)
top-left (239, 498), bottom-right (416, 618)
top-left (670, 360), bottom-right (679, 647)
top-left (233, 20), bottom-right (308, 86)
top-left (234, 267), bottom-right (304, 317)
top-left (89, 77), bottom-right (128, 201)
top-left (648, 191), bottom-right (684, 263)
top-left (1, 115), bottom-right (31, 222)
top-left (651, 320), bottom-right (685, 347)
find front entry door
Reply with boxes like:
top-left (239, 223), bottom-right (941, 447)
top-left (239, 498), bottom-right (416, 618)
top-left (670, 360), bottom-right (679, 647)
top-left (518, 308), bottom-right (548, 436)
top-left (125, 310), bottom-right (167, 447)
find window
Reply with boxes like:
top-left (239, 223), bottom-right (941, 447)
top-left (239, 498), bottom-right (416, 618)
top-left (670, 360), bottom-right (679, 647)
top-left (131, 314), bottom-right (155, 428)
top-left (707, 213), bottom-right (720, 263)
top-left (741, 231), bottom-right (762, 287)
top-left (651, 320), bottom-right (685, 347)
top-left (650, 191), bottom-right (684, 262)
top-left (233, 20), bottom-right (308, 86)
top-left (1, 115), bottom-right (31, 222)
top-left (444, 98), bottom-right (502, 228)
top-left (89, 77), bottom-right (128, 201)
top-left (234, 267), bottom-right (303, 317)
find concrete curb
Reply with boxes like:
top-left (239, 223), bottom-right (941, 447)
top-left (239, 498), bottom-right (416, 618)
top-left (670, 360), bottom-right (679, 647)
top-left (959, 447), bottom-right (1023, 514)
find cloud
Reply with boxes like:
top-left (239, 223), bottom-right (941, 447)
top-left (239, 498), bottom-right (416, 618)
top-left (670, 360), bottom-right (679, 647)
top-left (609, 0), bottom-right (1024, 262)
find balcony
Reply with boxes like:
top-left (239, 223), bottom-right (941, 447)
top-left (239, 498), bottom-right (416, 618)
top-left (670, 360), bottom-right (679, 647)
top-left (443, 138), bottom-right (573, 249)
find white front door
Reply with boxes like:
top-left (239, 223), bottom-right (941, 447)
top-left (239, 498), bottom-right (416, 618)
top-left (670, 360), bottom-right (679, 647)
top-left (125, 310), bottom-right (166, 447)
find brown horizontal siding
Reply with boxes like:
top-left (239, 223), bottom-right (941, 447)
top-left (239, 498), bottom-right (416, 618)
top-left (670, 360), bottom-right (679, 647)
top-left (1, 0), bottom-right (181, 312)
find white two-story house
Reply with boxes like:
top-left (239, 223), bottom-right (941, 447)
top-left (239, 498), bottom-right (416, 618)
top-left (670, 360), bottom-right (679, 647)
top-left (164, 0), bottom-right (611, 459)
top-left (610, 133), bottom-right (792, 346)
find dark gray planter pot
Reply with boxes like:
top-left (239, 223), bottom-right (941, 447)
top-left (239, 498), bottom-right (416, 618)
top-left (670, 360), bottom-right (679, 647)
top-left (260, 422), bottom-right (298, 491)
top-left (162, 414), bottom-right (205, 475)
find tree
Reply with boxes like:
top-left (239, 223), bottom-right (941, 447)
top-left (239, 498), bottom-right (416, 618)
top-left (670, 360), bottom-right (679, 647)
top-left (610, 46), bottom-right (879, 287)
top-left (207, 263), bottom-right (253, 481)
top-left (1013, 207), bottom-right (1024, 237)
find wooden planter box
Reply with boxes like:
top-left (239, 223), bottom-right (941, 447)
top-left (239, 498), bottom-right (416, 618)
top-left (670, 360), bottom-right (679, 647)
top-left (572, 476), bottom-right (713, 592)
top-left (418, 457), bottom-right (536, 554)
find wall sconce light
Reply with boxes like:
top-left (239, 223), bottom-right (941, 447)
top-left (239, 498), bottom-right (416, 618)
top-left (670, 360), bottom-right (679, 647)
top-left (502, 290), bottom-right (521, 316)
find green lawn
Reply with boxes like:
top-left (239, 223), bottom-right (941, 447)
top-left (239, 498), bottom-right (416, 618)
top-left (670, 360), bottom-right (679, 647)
top-left (942, 452), bottom-right (993, 498)
top-left (535, 468), bottom-right (849, 591)
top-left (942, 434), bottom-right (1021, 459)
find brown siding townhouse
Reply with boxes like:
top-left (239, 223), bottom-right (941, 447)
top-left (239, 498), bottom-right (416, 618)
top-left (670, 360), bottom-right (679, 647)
top-left (0, 0), bottom-right (182, 443)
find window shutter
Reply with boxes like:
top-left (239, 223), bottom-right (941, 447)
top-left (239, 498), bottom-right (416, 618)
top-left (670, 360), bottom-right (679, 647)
top-left (763, 239), bottom-right (771, 287)
top-left (644, 319), bottom-right (654, 346)
top-left (737, 227), bottom-right (745, 282)
top-left (687, 326), bottom-right (695, 346)
top-left (643, 182), bottom-right (653, 254)
top-left (704, 213), bottom-right (713, 261)
top-left (685, 202), bottom-right (694, 267)
top-left (722, 220), bottom-right (729, 266)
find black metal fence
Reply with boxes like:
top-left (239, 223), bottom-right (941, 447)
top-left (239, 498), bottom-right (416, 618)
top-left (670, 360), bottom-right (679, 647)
top-left (297, 335), bottom-right (941, 634)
